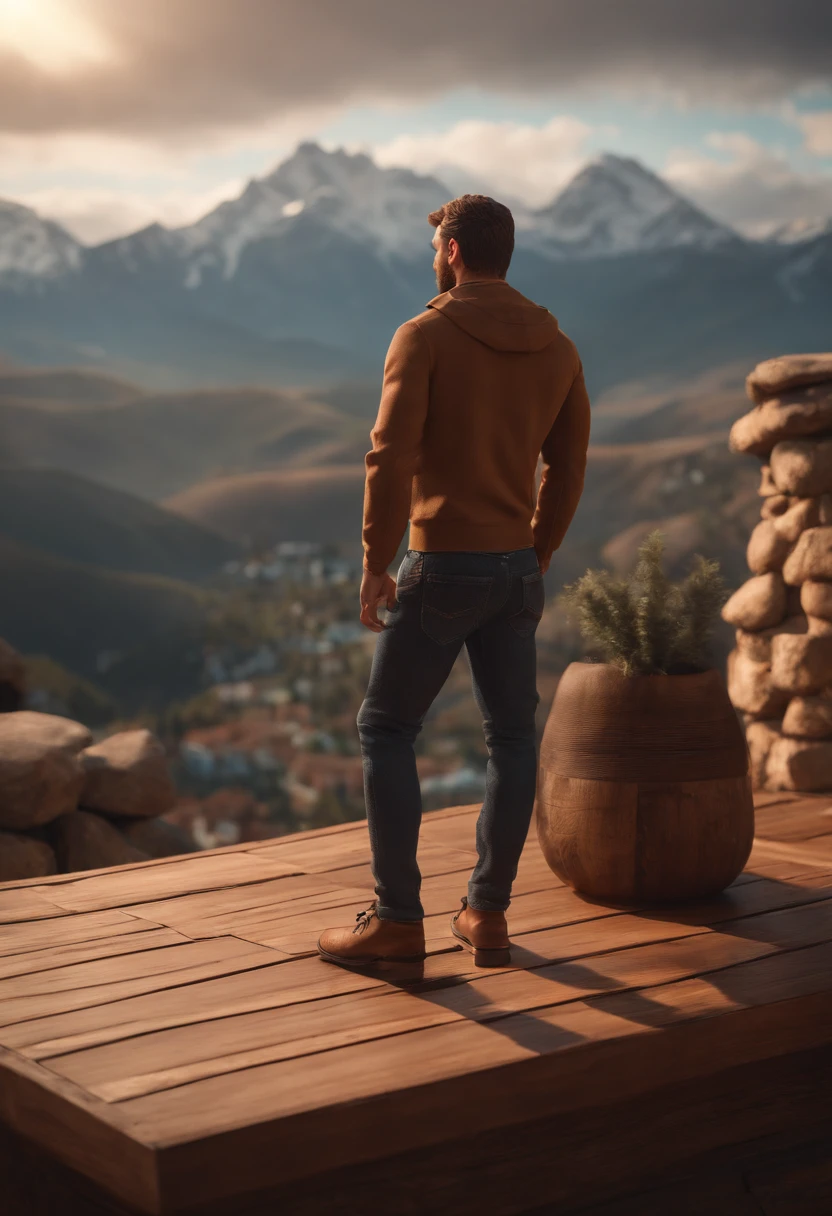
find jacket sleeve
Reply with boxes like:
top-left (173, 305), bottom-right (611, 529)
top-left (531, 360), bottom-right (592, 567)
top-left (361, 321), bottom-right (431, 574)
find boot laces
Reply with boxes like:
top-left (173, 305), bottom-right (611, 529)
top-left (353, 902), bottom-right (378, 935)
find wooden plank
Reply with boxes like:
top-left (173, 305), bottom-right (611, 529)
top-left (30, 853), bottom-right (304, 913)
top-left (250, 836), bottom-right (478, 875)
top-left (0, 888), bottom-right (72, 924)
top-left (122, 874), bottom-right (373, 937)
top-left (44, 923), bottom-right (784, 1103)
top-left (0, 1047), bottom-right (159, 1215)
top-left (2, 956), bottom-right (387, 1059)
top-left (751, 836), bottom-right (832, 868)
top-left (119, 950), bottom-right (832, 1187)
top-left (0, 927), bottom-right (191, 981)
top-left (0, 909), bottom-right (166, 959)
top-left (0, 938), bottom-right (287, 1026)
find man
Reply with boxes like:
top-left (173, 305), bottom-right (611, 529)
top-left (317, 194), bottom-right (591, 969)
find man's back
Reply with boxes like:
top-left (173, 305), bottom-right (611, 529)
top-left (361, 279), bottom-right (591, 575)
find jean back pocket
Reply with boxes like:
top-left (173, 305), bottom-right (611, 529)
top-left (421, 574), bottom-right (493, 645)
top-left (508, 571), bottom-right (545, 637)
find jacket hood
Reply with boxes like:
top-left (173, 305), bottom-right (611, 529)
top-left (426, 280), bottom-right (559, 352)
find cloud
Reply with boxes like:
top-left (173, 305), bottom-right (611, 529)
top-left (0, 1), bottom-right (830, 138)
top-left (794, 110), bottom-right (832, 157)
top-left (370, 117), bottom-right (596, 209)
top-left (16, 181), bottom-right (245, 244)
top-left (665, 133), bottom-right (832, 235)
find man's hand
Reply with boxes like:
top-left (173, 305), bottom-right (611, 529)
top-left (360, 570), bottom-right (397, 633)
top-left (537, 554), bottom-right (550, 575)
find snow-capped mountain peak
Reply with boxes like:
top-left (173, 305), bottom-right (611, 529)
top-left (175, 141), bottom-right (448, 280)
top-left (0, 199), bottom-right (82, 281)
top-left (530, 153), bottom-right (738, 257)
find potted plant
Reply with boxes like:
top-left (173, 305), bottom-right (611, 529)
top-left (536, 532), bottom-right (753, 904)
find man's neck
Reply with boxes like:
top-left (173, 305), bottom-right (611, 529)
top-left (453, 274), bottom-right (506, 288)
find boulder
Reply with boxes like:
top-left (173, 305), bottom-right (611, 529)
top-left (782, 696), bottom-right (832, 739)
top-left (726, 649), bottom-right (790, 718)
top-left (80, 729), bottom-right (176, 819)
top-left (782, 527), bottom-right (832, 584)
top-left (746, 520), bottom-right (792, 574)
top-left (766, 736), bottom-right (832, 792)
top-left (770, 438), bottom-right (832, 498)
top-left (721, 572), bottom-right (787, 631)
top-left (770, 630), bottom-right (832, 695)
top-left (735, 614), bottom-right (813, 664)
top-left (772, 498), bottom-right (821, 543)
top-left (745, 720), bottom-right (782, 789)
top-left (0, 711), bottom-right (92, 830)
top-left (747, 354), bottom-right (832, 404)
top-left (730, 386), bottom-right (832, 456)
top-left (50, 810), bottom-right (150, 873)
top-left (0, 831), bottom-right (57, 882)
top-left (119, 816), bottom-right (196, 859)
top-left (801, 580), bottom-right (832, 620)
top-left (0, 638), bottom-right (25, 713)
top-left (760, 494), bottom-right (794, 520)
top-left (758, 465), bottom-right (779, 496)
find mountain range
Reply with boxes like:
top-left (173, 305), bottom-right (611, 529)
top-left (1, 143), bottom-right (830, 393)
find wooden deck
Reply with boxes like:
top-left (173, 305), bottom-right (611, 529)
top-left (1, 791), bottom-right (831, 1215)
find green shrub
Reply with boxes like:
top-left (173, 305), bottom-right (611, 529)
top-left (562, 531), bottom-right (726, 676)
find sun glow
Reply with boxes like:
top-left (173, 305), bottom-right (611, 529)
top-left (0, 0), bottom-right (114, 73)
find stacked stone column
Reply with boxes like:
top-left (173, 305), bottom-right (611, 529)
top-left (725, 354), bottom-right (832, 792)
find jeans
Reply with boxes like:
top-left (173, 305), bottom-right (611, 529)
top-left (356, 546), bottom-right (544, 921)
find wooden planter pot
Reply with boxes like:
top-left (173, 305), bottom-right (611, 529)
top-left (535, 662), bottom-right (754, 904)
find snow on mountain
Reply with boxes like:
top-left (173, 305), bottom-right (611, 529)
top-left (175, 142), bottom-right (449, 280)
top-left (528, 154), bottom-right (739, 257)
top-left (0, 200), bottom-right (82, 281)
top-left (763, 216), bottom-right (832, 245)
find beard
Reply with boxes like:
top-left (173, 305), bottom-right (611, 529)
top-left (435, 251), bottom-right (455, 294)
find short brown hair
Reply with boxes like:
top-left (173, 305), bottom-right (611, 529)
top-left (428, 194), bottom-right (515, 278)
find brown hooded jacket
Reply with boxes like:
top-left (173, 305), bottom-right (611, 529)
top-left (362, 279), bottom-right (591, 574)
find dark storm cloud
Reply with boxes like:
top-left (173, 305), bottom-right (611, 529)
top-left (2, 0), bottom-right (831, 136)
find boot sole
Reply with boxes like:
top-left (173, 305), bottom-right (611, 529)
top-left (451, 924), bottom-right (511, 968)
top-left (316, 944), bottom-right (427, 975)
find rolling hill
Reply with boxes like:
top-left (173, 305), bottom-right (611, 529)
top-left (165, 464), bottom-right (367, 548)
top-left (0, 535), bottom-right (211, 683)
top-left (0, 468), bottom-right (239, 579)
top-left (0, 379), bottom-right (365, 499)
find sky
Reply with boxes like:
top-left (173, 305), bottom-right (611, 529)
top-left (0, 0), bottom-right (831, 243)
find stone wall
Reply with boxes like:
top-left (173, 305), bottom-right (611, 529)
top-left (725, 353), bottom-right (832, 792)
top-left (0, 640), bottom-right (193, 880)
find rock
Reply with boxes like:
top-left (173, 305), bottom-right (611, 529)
top-left (760, 494), bottom-right (794, 520)
top-left (80, 729), bottom-right (176, 819)
top-left (759, 465), bottom-right (779, 496)
top-left (770, 630), bottom-right (832, 695)
top-left (782, 527), bottom-right (832, 584)
top-left (766, 736), bottom-right (832, 792)
top-left (721, 572), bottom-right (787, 631)
top-left (0, 638), bottom-right (26, 713)
top-left (770, 438), bottom-right (832, 497)
top-left (772, 498), bottom-right (821, 543)
top-left (119, 817), bottom-right (196, 859)
top-left (801, 580), bottom-right (832, 620)
top-left (745, 720), bottom-right (782, 789)
top-left (50, 810), bottom-right (149, 873)
top-left (782, 696), bottom-right (832, 739)
top-left (747, 354), bottom-right (832, 404)
top-left (0, 831), bottom-right (57, 881)
top-left (726, 649), bottom-right (790, 718)
top-left (746, 519), bottom-right (792, 574)
top-left (735, 614), bottom-right (812, 664)
top-left (730, 386), bottom-right (832, 456)
top-left (0, 711), bottom-right (92, 831)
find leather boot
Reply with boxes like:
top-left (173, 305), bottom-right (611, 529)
top-left (317, 901), bottom-right (426, 969)
top-left (451, 896), bottom-right (511, 967)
